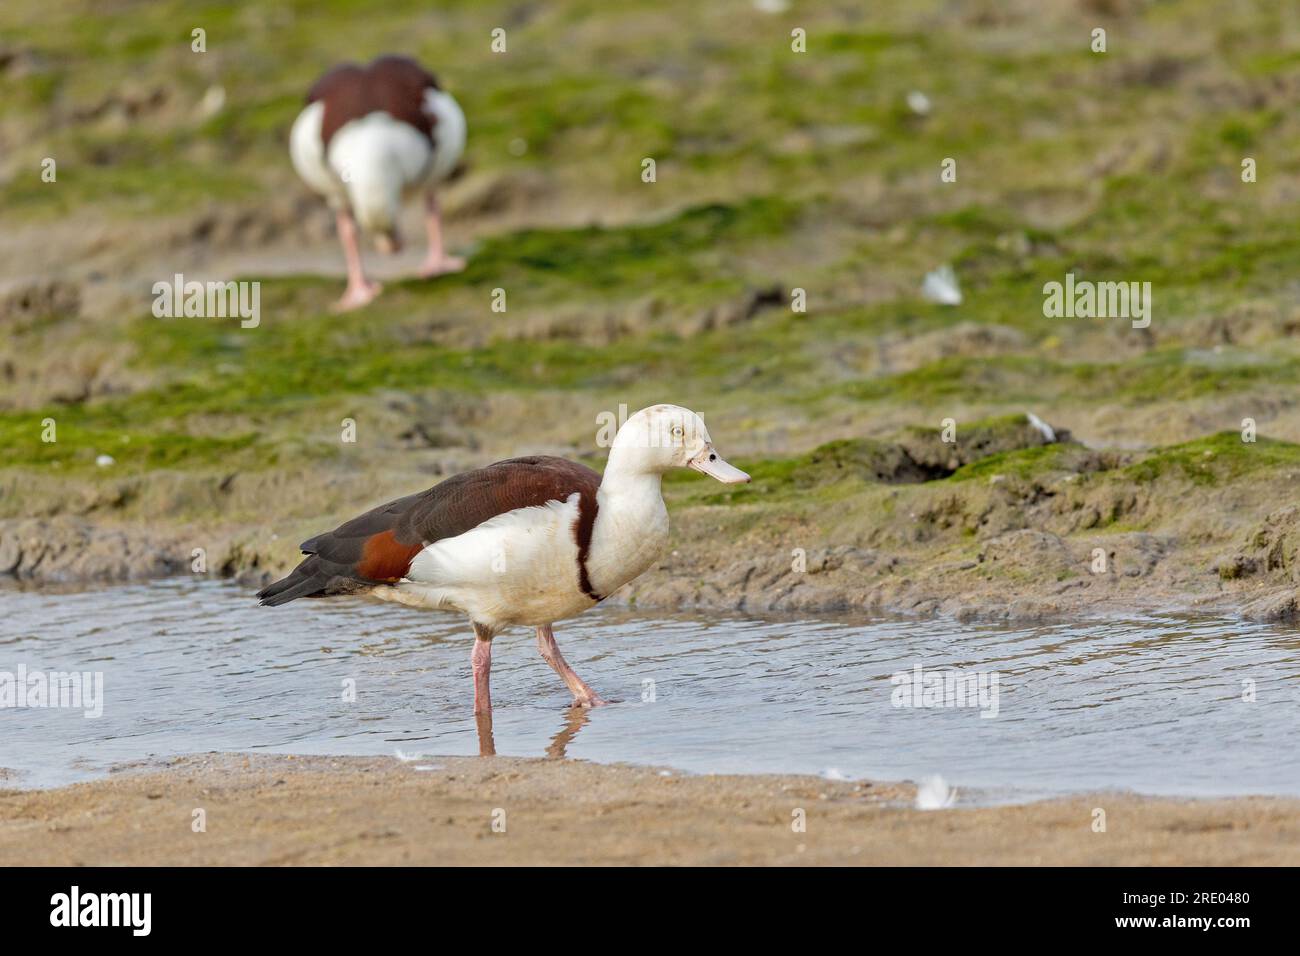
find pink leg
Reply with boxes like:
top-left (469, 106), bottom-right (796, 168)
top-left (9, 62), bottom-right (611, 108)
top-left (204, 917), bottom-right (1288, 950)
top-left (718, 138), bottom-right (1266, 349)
top-left (333, 209), bottom-right (381, 312)
top-left (536, 624), bottom-right (607, 708)
top-left (471, 633), bottom-right (493, 716)
top-left (417, 191), bottom-right (466, 278)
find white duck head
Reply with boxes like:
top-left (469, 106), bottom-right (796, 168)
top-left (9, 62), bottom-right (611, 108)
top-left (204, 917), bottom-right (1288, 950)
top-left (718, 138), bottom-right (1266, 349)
top-left (606, 405), bottom-right (750, 483)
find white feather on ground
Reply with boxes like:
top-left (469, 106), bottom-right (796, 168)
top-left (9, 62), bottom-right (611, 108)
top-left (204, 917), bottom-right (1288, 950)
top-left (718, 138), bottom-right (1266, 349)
top-left (394, 749), bottom-right (441, 771)
top-left (922, 265), bottom-right (962, 305)
top-left (906, 90), bottom-right (932, 115)
top-left (198, 85), bottom-right (225, 119)
top-left (1025, 412), bottom-right (1056, 443)
top-left (915, 774), bottom-right (958, 810)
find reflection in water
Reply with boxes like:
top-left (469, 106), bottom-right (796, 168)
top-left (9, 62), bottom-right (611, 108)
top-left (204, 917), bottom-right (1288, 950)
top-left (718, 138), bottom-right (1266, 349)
top-left (475, 712), bottom-right (496, 757)
top-left (546, 708), bottom-right (591, 759)
top-left (3, 578), bottom-right (1300, 801)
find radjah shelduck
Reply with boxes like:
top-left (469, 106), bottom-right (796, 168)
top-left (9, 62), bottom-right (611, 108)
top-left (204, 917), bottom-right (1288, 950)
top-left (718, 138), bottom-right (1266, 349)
top-left (258, 406), bottom-right (750, 714)
top-left (290, 55), bottom-right (467, 311)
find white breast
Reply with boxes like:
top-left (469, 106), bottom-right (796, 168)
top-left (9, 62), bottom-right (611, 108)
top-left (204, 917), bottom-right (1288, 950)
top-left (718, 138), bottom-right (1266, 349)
top-left (585, 477), bottom-right (671, 599)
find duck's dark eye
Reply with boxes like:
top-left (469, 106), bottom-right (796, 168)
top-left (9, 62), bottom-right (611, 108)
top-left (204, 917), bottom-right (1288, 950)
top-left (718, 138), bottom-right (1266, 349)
top-left (709, 453), bottom-right (717, 461)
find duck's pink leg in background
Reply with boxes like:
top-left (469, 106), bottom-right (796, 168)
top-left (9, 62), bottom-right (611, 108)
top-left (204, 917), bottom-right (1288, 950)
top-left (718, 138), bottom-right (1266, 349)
top-left (417, 192), bottom-right (466, 278)
top-left (333, 209), bottom-right (381, 311)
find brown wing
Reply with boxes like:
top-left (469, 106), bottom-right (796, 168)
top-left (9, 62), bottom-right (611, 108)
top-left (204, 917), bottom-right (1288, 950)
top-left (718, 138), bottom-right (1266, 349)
top-left (307, 55), bottom-right (440, 148)
top-left (257, 456), bottom-right (600, 606)
top-left (306, 62), bottom-right (363, 104)
top-left (364, 55), bottom-right (440, 141)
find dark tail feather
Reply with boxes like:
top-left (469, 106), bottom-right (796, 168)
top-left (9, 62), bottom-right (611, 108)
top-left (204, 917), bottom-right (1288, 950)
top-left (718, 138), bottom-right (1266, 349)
top-left (257, 556), bottom-right (327, 607)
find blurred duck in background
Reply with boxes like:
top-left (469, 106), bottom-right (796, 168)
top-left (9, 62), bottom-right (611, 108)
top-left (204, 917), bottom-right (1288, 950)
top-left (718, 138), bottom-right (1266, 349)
top-left (290, 55), bottom-right (467, 311)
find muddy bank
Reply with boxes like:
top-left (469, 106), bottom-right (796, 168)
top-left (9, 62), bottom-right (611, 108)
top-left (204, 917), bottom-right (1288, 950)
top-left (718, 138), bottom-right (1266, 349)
top-left (0, 753), bottom-right (1295, 866)
top-left (4, 510), bottom-right (1293, 624)
top-left (618, 545), bottom-right (1294, 624)
top-left (6, 427), bottom-right (1300, 624)
top-left (0, 517), bottom-right (187, 583)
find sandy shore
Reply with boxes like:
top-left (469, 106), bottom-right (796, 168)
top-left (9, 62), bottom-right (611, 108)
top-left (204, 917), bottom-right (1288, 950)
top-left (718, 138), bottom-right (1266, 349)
top-left (1, 753), bottom-right (1296, 866)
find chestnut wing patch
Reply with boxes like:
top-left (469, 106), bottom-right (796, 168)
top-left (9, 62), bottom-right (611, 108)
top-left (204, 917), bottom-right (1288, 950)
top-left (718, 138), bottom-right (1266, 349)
top-left (356, 528), bottom-right (424, 582)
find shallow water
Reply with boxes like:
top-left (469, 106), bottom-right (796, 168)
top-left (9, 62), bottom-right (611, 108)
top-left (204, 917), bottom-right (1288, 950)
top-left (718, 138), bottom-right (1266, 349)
top-left (2, 578), bottom-right (1298, 800)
